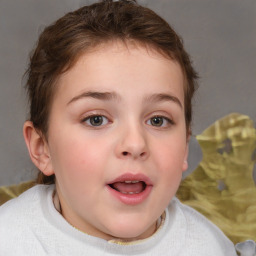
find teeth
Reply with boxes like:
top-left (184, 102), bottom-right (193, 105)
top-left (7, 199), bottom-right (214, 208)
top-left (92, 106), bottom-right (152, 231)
top-left (124, 180), bottom-right (140, 184)
top-left (121, 191), bottom-right (140, 195)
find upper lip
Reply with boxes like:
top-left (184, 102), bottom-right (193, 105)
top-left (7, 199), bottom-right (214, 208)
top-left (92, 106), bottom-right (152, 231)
top-left (107, 173), bottom-right (153, 186)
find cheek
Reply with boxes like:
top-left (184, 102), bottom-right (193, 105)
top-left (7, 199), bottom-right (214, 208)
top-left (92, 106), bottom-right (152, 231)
top-left (50, 140), bottom-right (104, 200)
top-left (152, 137), bottom-right (187, 184)
top-left (50, 133), bottom-right (110, 179)
top-left (154, 138), bottom-right (187, 167)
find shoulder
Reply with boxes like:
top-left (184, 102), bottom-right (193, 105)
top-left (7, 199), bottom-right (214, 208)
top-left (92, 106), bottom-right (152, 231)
top-left (0, 185), bottom-right (55, 254)
top-left (168, 198), bottom-right (237, 256)
top-left (0, 184), bottom-right (52, 217)
top-left (0, 185), bottom-right (54, 237)
top-left (173, 198), bottom-right (225, 237)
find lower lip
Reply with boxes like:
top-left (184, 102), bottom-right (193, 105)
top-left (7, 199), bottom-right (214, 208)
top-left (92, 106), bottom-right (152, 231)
top-left (106, 185), bottom-right (152, 205)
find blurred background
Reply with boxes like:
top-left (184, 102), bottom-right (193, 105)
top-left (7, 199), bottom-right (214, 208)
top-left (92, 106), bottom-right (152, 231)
top-left (0, 0), bottom-right (255, 186)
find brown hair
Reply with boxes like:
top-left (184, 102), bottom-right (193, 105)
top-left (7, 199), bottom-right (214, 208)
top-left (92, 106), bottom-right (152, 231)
top-left (25, 0), bottom-right (198, 184)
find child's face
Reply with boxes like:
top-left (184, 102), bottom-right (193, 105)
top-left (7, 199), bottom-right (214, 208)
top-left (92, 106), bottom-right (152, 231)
top-left (45, 42), bottom-right (188, 240)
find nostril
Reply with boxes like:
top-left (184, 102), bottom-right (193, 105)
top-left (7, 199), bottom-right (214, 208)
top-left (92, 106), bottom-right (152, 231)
top-left (140, 152), bottom-right (146, 157)
top-left (122, 152), bottom-right (128, 156)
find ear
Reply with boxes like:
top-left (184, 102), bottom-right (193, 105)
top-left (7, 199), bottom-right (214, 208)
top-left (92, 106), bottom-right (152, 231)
top-left (182, 135), bottom-right (190, 172)
top-left (23, 121), bottom-right (54, 176)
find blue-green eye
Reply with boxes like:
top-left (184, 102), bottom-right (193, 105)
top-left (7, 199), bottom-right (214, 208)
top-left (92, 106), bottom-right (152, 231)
top-left (147, 116), bottom-right (173, 127)
top-left (83, 115), bottom-right (108, 126)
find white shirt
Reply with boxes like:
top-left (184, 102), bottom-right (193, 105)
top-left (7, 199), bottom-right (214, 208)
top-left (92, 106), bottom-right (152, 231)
top-left (0, 185), bottom-right (237, 255)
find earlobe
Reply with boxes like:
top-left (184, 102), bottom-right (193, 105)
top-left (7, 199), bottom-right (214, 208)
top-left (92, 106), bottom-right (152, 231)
top-left (182, 159), bottom-right (188, 172)
top-left (23, 121), bottom-right (54, 176)
top-left (182, 135), bottom-right (190, 172)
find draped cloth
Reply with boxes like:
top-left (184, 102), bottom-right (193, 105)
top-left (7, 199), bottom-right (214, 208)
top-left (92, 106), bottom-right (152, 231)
top-left (177, 113), bottom-right (256, 244)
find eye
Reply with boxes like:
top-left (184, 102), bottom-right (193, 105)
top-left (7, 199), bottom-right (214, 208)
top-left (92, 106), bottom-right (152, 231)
top-left (147, 116), bottom-right (174, 127)
top-left (83, 115), bottom-right (109, 127)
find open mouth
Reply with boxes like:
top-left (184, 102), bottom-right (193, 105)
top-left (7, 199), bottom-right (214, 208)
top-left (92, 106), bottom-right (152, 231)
top-left (108, 180), bottom-right (147, 195)
top-left (107, 173), bottom-right (153, 205)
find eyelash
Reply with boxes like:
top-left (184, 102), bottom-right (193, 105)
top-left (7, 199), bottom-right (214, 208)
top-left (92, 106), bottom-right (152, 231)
top-left (81, 114), bottom-right (174, 128)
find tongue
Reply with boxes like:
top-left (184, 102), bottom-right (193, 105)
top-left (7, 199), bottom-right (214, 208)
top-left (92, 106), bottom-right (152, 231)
top-left (111, 182), bottom-right (145, 194)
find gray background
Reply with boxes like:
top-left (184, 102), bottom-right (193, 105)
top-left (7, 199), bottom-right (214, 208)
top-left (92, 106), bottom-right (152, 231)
top-left (0, 0), bottom-right (255, 186)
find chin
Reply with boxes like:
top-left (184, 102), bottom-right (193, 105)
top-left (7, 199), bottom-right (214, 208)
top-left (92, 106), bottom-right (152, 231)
top-left (106, 221), bottom-right (154, 241)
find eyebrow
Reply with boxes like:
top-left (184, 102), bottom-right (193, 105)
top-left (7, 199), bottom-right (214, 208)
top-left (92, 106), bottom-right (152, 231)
top-left (145, 93), bottom-right (183, 109)
top-left (67, 90), bottom-right (182, 109)
top-left (67, 91), bottom-right (119, 105)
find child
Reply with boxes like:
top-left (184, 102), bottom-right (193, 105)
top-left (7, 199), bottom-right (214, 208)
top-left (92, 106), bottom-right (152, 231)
top-left (0, 1), bottom-right (237, 255)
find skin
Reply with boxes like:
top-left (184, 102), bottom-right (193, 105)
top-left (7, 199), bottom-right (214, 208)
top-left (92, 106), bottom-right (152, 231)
top-left (24, 42), bottom-right (189, 241)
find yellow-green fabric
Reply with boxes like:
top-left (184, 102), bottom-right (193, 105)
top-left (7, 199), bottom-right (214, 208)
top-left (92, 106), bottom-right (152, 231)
top-left (177, 113), bottom-right (256, 244)
top-left (0, 113), bottom-right (255, 245)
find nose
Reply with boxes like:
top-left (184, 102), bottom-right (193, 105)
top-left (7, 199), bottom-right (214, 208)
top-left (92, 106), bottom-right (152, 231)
top-left (115, 124), bottom-right (149, 160)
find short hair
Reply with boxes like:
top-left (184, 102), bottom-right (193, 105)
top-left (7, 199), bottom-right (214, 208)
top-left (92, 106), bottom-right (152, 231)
top-left (25, 0), bottom-right (198, 184)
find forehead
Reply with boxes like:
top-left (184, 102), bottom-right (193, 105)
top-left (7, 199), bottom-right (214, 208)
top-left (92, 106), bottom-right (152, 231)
top-left (55, 41), bottom-right (185, 104)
